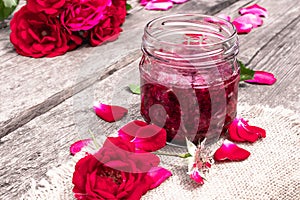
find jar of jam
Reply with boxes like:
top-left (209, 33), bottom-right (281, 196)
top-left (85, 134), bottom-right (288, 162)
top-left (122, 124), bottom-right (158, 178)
top-left (139, 14), bottom-right (239, 146)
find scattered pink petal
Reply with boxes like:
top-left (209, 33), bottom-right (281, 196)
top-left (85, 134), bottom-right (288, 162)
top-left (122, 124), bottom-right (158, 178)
top-left (234, 14), bottom-right (263, 28)
top-left (147, 167), bottom-right (172, 189)
top-left (93, 102), bottom-right (128, 122)
top-left (133, 124), bottom-right (167, 152)
top-left (70, 139), bottom-right (92, 156)
top-left (171, 0), bottom-right (189, 4)
top-left (214, 140), bottom-right (250, 161)
top-left (228, 118), bottom-right (266, 143)
top-left (228, 118), bottom-right (246, 142)
top-left (145, 1), bottom-right (173, 11)
top-left (190, 170), bottom-right (204, 184)
top-left (140, 0), bottom-right (150, 6)
top-left (244, 71), bottom-right (277, 85)
top-left (118, 120), bottom-right (148, 141)
top-left (217, 14), bottom-right (231, 21)
top-left (239, 4), bottom-right (268, 18)
top-left (232, 20), bottom-right (253, 34)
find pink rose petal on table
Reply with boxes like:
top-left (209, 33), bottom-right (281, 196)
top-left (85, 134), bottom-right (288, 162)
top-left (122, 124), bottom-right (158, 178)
top-left (232, 20), bottom-right (253, 34)
top-left (94, 102), bottom-right (128, 122)
top-left (228, 118), bottom-right (266, 143)
top-left (132, 124), bottom-right (167, 152)
top-left (147, 167), bottom-right (172, 189)
top-left (140, 0), bottom-right (150, 6)
top-left (190, 170), bottom-right (204, 184)
top-left (70, 139), bottom-right (92, 155)
top-left (214, 140), bottom-right (251, 161)
top-left (118, 120), bottom-right (148, 141)
top-left (239, 4), bottom-right (268, 18)
top-left (145, 1), bottom-right (173, 10)
top-left (234, 14), bottom-right (263, 28)
top-left (172, 0), bottom-right (189, 4)
top-left (245, 71), bottom-right (277, 85)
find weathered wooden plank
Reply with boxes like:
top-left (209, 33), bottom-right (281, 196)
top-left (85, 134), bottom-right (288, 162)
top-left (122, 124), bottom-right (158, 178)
top-left (0, 0), bottom-right (240, 138)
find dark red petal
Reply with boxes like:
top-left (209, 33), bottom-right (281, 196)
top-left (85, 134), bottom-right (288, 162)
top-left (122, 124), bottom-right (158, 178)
top-left (244, 71), bottom-right (277, 85)
top-left (93, 102), bottom-right (128, 122)
top-left (232, 20), bottom-right (253, 34)
top-left (239, 4), bottom-right (268, 18)
top-left (70, 139), bottom-right (92, 156)
top-left (233, 14), bottom-right (263, 28)
top-left (214, 140), bottom-right (251, 161)
top-left (118, 120), bottom-right (148, 141)
top-left (228, 118), bottom-right (246, 142)
top-left (133, 124), bottom-right (167, 152)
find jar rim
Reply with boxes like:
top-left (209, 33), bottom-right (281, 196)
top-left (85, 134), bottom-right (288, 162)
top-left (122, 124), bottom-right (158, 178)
top-left (144, 13), bottom-right (237, 48)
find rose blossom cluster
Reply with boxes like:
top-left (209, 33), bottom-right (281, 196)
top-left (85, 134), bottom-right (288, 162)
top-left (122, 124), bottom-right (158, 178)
top-left (10, 0), bottom-right (127, 58)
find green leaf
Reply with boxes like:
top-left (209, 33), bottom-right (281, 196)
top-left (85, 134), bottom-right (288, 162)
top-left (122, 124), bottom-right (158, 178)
top-left (178, 152), bottom-right (192, 158)
top-left (0, 0), bottom-right (18, 21)
top-left (126, 3), bottom-right (132, 11)
top-left (128, 84), bottom-right (140, 94)
top-left (238, 60), bottom-right (255, 81)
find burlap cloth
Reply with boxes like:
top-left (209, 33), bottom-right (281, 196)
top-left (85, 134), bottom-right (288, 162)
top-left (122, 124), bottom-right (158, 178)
top-left (21, 104), bottom-right (300, 200)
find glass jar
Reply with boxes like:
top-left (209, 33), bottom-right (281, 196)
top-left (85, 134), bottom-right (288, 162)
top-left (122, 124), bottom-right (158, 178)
top-left (139, 14), bottom-right (239, 146)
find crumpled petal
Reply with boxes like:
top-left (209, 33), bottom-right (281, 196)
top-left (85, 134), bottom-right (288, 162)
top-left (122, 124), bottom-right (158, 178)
top-left (228, 118), bottom-right (266, 143)
top-left (244, 71), bottom-right (277, 85)
top-left (233, 14), bottom-right (263, 28)
top-left (214, 140), bottom-right (251, 161)
top-left (239, 4), bottom-right (268, 18)
top-left (232, 20), bottom-right (253, 34)
top-left (147, 167), bottom-right (172, 189)
top-left (190, 170), bottom-right (204, 184)
top-left (133, 124), bottom-right (167, 152)
top-left (145, 1), bottom-right (173, 10)
top-left (70, 139), bottom-right (92, 155)
top-left (93, 102), bottom-right (128, 122)
top-left (118, 120), bottom-right (148, 141)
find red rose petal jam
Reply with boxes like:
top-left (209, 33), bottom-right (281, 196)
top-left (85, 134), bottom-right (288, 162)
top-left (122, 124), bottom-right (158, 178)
top-left (140, 14), bottom-right (239, 145)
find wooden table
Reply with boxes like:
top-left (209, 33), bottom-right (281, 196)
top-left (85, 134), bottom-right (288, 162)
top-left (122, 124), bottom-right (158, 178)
top-left (0, 0), bottom-right (299, 199)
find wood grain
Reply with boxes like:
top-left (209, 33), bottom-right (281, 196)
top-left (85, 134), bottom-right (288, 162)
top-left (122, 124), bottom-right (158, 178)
top-left (0, 0), bottom-right (299, 199)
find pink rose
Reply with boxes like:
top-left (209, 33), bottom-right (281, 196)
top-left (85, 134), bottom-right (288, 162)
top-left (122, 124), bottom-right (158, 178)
top-left (60, 0), bottom-right (112, 31)
top-left (27, 0), bottom-right (66, 15)
top-left (72, 137), bottom-right (171, 200)
top-left (89, 0), bottom-right (127, 46)
top-left (10, 6), bottom-right (70, 58)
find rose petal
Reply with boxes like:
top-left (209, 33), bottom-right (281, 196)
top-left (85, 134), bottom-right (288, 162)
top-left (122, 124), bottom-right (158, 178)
top-left (172, 0), bottom-right (189, 4)
top-left (239, 4), bottom-right (268, 18)
top-left (94, 102), bottom-right (128, 122)
top-left (140, 0), bottom-right (150, 6)
top-left (244, 71), bottom-right (277, 85)
top-left (70, 139), bottom-right (92, 156)
top-left (214, 140), bottom-right (250, 161)
top-left (232, 20), bottom-right (253, 34)
top-left (228, 119), bottom-right (246, 142)
top-left (190, 170), bottom-right (204, 184)
top-left (237, 122), bottom-right (259, 143)
top-left (118, 120), bottom-right (148, 141)
top-left (234, 14), bottom-right (263, 28)
top-left (145, 1), bottom-right (173, 10)
top-left (133, 124), bottom-right (167, 152)
top-left (244, 125), bottom-right (266, 138)
top-left (147, 167), bottom-right (172, 189)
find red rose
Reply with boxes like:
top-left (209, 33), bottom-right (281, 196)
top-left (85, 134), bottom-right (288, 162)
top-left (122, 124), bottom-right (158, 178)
top-left (27, 0), bottom-right (66, 15)
top-left (72, 137), bottom-right (171, 200)
top-left (60, 0), bottom-right (111, 31)
top-left (89, 0), bottom-right (127, 46)
top-left (10, 6), bottom-right (70, 58)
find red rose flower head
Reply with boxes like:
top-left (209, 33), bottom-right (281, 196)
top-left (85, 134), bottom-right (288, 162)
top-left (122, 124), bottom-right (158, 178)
top-left (10, 6), bottom-right (70, 58)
